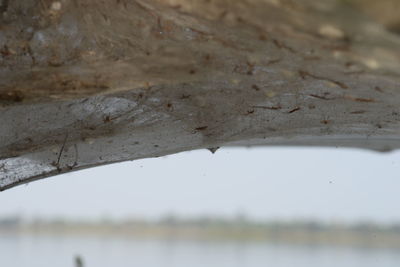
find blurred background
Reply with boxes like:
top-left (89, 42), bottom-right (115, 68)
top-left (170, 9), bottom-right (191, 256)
top-left (1, 147), bottom-right (400, 267)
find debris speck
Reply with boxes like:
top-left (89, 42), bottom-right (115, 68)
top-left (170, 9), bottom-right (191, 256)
top-left (265, 91), bottom-right (276, 98)
top-left (318, 25), bottom-right (345, 40)
top-left (195, 126), bottom-right (208, 131)
top-left (84, 138), bottom-right (95, 145)
top-left (51, 1), bottom-right (62, 11)
top-left (288, 107), bottom-right (300, 113)
top-left (363, 58), bottom-right (380, 70)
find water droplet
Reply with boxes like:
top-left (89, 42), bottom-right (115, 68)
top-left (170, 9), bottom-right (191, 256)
top-left (207, 147), bottom-right (220, 154)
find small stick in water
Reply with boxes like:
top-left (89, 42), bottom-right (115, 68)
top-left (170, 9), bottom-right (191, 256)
top-left (75, 255), bottom-right (84, 267)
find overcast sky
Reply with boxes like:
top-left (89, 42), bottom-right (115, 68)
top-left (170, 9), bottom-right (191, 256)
top-left (1, 147), bottom-right (399, 223)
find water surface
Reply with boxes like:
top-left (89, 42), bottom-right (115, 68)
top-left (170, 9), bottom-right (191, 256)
top-left (1, 235), bottom-right (399, 267)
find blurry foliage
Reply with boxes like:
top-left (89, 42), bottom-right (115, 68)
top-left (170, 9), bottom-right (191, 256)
top-left (2, 216), bottom-right (400, 248)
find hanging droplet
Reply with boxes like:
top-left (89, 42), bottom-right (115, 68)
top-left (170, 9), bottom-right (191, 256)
top-left (207, 147), bottom-right (220, 154)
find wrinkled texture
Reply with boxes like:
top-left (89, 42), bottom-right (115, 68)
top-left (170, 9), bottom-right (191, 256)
top-left (1, 0), bottom-right (400, 190)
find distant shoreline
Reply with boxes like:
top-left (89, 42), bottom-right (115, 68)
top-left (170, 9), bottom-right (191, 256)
top-left (1, 217), bottom-right (400, 249)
